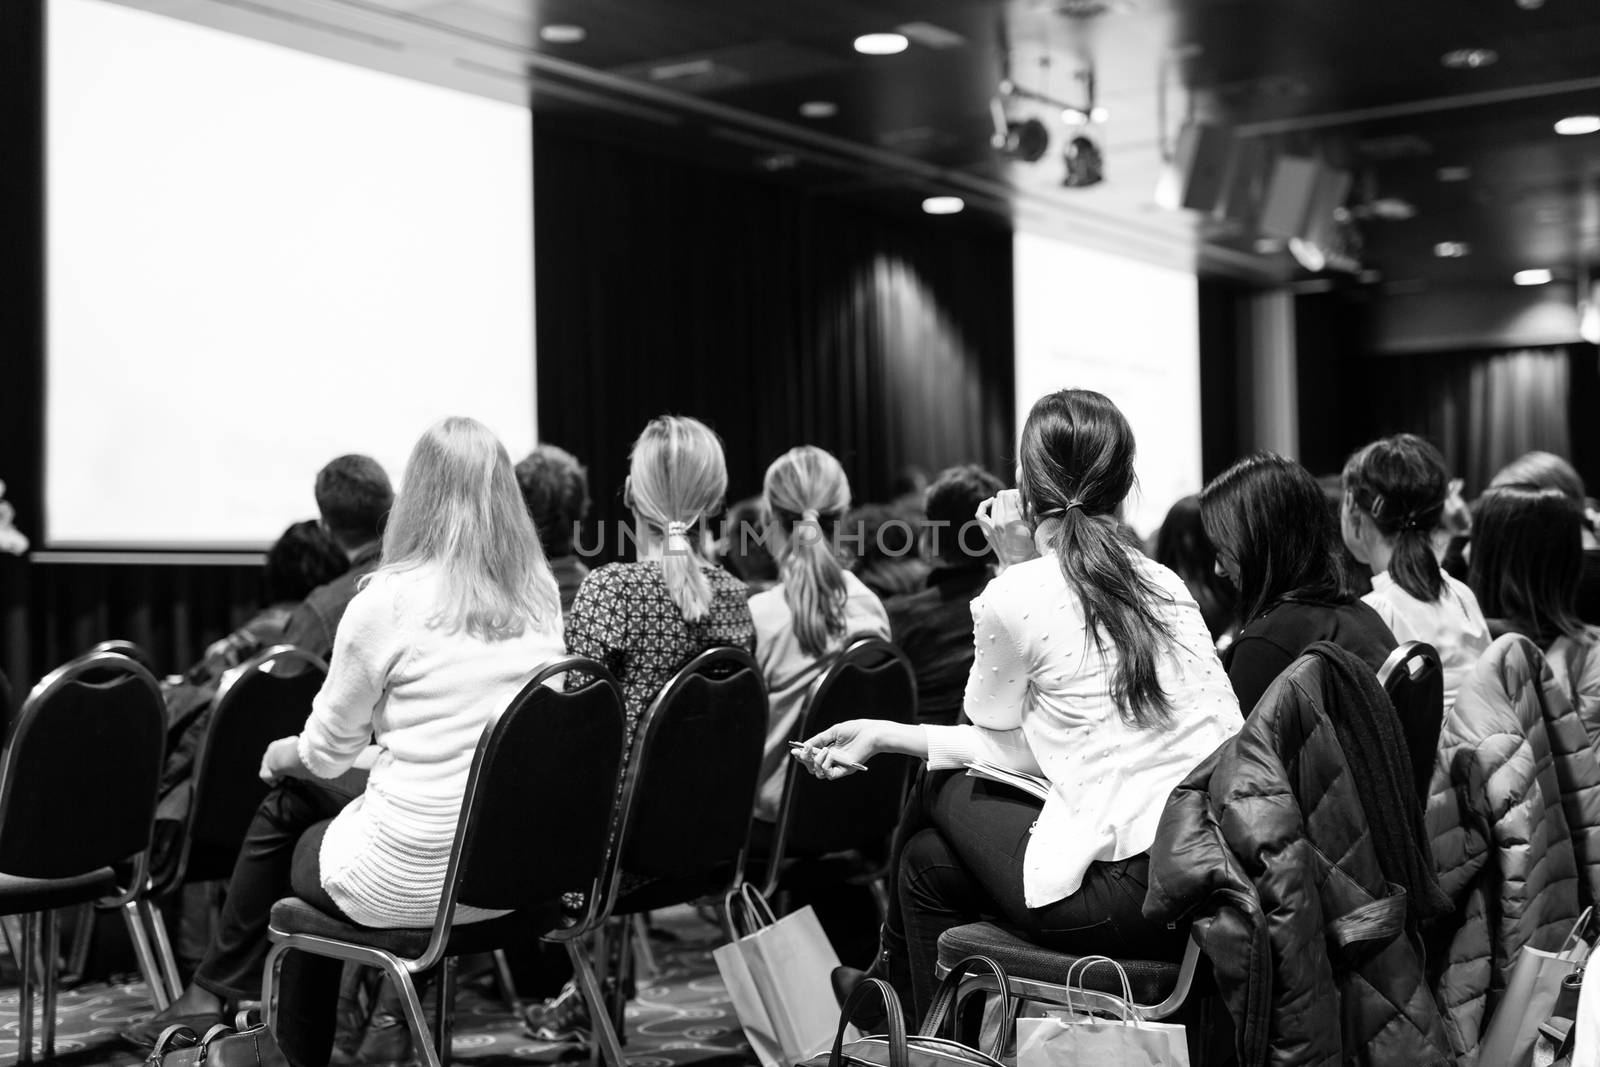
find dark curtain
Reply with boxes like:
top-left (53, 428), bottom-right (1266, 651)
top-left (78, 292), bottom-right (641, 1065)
top-left (532, 120), bottom-right (1016, 564)
top-left (1357, 346), bottom-right (1579, 494)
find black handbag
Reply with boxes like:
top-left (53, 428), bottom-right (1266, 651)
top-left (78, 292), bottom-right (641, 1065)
top-left (144, 1010), bottom-right (288, 1067)
top-left (799, 955), bottom-right (1014, 1067)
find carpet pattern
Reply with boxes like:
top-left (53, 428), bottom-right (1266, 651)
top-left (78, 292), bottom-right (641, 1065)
top-left (0, 907), bottom-right (758, 1067)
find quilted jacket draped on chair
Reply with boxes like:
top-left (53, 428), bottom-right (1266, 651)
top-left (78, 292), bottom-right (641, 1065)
top-left (1426, 633), bottom-right (1600, 1065)
top-left (1145, 644), bottom-right (1452, 1067)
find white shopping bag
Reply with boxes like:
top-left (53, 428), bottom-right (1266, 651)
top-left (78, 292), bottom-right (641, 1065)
top-left (1014, 957), bottom-right (1189, 1067)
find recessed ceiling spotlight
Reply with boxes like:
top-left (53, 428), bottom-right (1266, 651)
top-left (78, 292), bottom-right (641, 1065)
top-left (1061, 108), bottom-right (1088, 125)
top-left (1436, 165), bottom-right (1472, 182)
top-left (539, 24), bottom-right (586, 44)
top-left (1434, 241), bottom-right (1471, 258)
top-left (1441, 48), bottom-right (1497, 69)
top-left (854, 33), bottom-right (909, 55)
top-left (1555, 115), bottom-right (1600, 136)
top-left (1089, 106), bottom-right (1110, 123)
top-left (799, 100), bottom-right (838, 119)
top-left (1514, 268), bottom-right (1553, 285)
top-left (921, 196), bottom-right (965, 215)
top-left (1516, 0), bottom-right (1545, 9)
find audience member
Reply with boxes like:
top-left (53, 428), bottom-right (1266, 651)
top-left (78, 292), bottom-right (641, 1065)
top-left (716, 496), bottom-right (780, 595)
top-left (803, 389), bottom-right (1242, 1020)
top-left (847, 502), bottom-right (928, 600)
top-left (124, 417), bottom-right (566, 1066)
top-left (1318, 473), bottom-right (1373, 597)
top-left (750, 446), bottom-right (890, 822)
top-left (282, 455), bottom-right (394, 660)
top-left (884, 465), bottom-right (1004, 725)
top-left (1150, 494), bottom-right (1237, 648)
top-left (1469, 486), bottom-right (1592, 652)
top-left (1489, 450), bottom-right (1600, 624)
top-left (1202, 453), bottom-right (1396, 716)
top-left (1343, 434), bottom-right (1490, 711)
top-left (515, 444), bottom-right (592, 612)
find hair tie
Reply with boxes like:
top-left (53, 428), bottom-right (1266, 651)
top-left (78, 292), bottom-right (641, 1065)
top-left (1035, 499), bottom-right (1085, 520)
top-left (665, 520), bottom-right (690, 538)
top-left (801, 508), bottom-right (821, 523)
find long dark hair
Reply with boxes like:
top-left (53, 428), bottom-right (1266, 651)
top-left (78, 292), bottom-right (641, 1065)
top-left (1469, 486), bottom-right (1588, 646)
top-left (1343, 434), bottom-right (1448, 603)
top-left (1153, 495), bottom-right (1236, 642)
top-left (1201, 452), bottom-right (1348, 623)
top-left (1018, 390), bottom-right (1176, 729)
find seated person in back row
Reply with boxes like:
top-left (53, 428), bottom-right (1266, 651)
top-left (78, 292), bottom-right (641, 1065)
top-left (884, 465), bottom-right (1004, 726)
top-left (281, 454), bottom-right (394, 662)
top-left (515, 444), bottom-right (591, 613)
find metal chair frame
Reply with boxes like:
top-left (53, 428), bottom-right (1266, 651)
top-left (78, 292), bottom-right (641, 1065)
top-left (263, 657), bottom-right (628, 1067)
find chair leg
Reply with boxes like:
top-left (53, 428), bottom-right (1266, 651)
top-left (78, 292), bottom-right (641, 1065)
top-left (567, 940), bottom-right (626, 1067)
top-left (41, 909), bottom-right (59, 1060)
top-left (377, 960), bottom-right (441, 1067)
top-left (63, 904), bottom-right (94, 985)
top-left (868, 877), bottom-right (891, 921)
top-left (18, 912), bottom-right (35, 1067)
top-left (143, 898), bottom-right (183, 1003)
top-left (262, 942), bottom-right (287, 1032)
top-left (121, 901), bottom-right (170, 1010)
top-left (434, 957), bottom-right (457, 1065)
top-left (490, 949), bottom-right (520, 1013)
top-left (631, 914), bottom-right (659, 983)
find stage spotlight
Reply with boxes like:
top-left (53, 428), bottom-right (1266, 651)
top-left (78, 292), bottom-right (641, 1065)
top-left (997, 117), bottom-right (1050, 163)
top-left (1061, 135), bottom-right (1104, 187)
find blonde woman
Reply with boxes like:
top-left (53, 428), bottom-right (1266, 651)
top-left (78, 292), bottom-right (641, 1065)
top-left (564, 415), bottom-right (755, 736)
top-left (126, 417), bottom-right (566, 1066)
top-left (751, 446), bottom-right (890, 820)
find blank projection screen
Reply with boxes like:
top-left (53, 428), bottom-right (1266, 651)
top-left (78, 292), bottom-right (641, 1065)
top-left (47, 0), bottom-right (535, 548)
top-left (1013, 233), bottom-right (1202, 538)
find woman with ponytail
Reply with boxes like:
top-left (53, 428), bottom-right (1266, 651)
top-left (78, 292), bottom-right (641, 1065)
top-left (749, 446), bottom-right (890, 821)
top-left (796, 390), bottom-right (1241, 1021)
top-left (1342, 434), bottom-right (1489, 711)
top-left (564, 415), bottom-right (755, 739)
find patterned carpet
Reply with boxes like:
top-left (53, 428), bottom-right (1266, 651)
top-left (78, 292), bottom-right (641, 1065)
top-left (0, 907), bottom-right (758, 1067)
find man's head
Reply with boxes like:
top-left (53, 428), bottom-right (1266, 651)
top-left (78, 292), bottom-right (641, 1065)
top-left (314, 454), bottom-right (393, 553)
top-left (924, 464), bottom-right (1005, 567)
top-left (514, 444), bottom-right (590, 557)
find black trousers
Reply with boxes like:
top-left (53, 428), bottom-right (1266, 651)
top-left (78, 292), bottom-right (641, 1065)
top-left (892, 770), bottom-right (1184, 1019)
top-left (192, 779), bottom-right (353, 1067)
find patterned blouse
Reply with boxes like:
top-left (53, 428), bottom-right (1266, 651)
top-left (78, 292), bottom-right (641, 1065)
top-left (565, 560), bottom-right (756, 738)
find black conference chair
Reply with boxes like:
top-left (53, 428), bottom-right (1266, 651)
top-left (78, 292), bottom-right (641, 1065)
top-left (86, 639), bottom-right (159, 676)
top-left (1377, 641), bottom-right (1443, 805)
top-left (589, 646), bottom-right (768, 1044)
top-left (0, 650), bottom-right (165, 1064)
top-left (264, 657), bottom-right (627, 1067)
top-left (135, 645), bottom-right (326, 1000)
top-left (758, 637), bottom-right (917, 912)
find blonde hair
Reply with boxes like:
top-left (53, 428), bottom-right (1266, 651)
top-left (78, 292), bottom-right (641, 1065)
top-left (764, 446), bottom-right (851, 657)
top-left (629, 416), bottom-right (728, 622)
top-left (380, 416), bottom-right (560, 640)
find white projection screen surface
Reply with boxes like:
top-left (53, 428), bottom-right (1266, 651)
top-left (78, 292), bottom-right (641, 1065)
top-left (1013, 233), bottom-right (1202, 538)
top-left (47, 0), bottom-right (535, 548)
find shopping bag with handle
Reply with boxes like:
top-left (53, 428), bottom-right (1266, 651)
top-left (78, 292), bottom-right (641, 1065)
top-left (1015, 956), bottom-right (1189, 1067)
top-left (712, 884), bottom-right (844, 1067)
top-left (1482, 907), bottom-right (1595, 1067)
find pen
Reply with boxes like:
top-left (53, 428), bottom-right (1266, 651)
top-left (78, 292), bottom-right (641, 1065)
top-left (787, 740), bottom-right (869, 772)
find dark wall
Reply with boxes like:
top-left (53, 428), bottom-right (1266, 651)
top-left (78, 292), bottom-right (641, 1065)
top-left (532, 119), bottom-right (1016, 563)
top-left (1197, 278), bottom-right (1249, 482)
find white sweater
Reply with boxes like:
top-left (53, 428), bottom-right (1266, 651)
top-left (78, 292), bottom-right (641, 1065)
top-left (922, 554), bottom-right (1241, 908)
top-left (1363, 570), bottom-right (1490, 713)
top-left (297, 564), bottom-right (565, 928)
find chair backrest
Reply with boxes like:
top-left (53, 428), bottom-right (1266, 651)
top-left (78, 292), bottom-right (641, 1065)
top-left (0, 651), bottom-right (164, 880)
top-left (414, 657), bottom-right (624, 965)
top-left (767, 638), bottom-right (917, 882)
top-left (172, 645), bottom-right (327, 888)
top-left (1377, 641), bottom-right (1443, 804)
top-left (609, 646), bottom-right (767, 905)
top-left (86, 640), bottom-right (158, 676)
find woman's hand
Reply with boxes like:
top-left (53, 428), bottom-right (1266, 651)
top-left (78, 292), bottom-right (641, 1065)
top-left (976, 490), bottom-right (1039, 570)
top-left (259, 735), bottom-right (309, 785)
top-left (792, 719), bottom-right (879, 780)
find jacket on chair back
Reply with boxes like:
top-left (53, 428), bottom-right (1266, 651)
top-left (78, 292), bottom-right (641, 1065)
top-left (1145, 643), bottom-right (1452, 1067)
top-left (1426, 633), bottom-right (1600, 1064)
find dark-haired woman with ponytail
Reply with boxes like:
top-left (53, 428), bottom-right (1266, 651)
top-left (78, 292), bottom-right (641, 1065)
top-left (750, 446), bottom-right (890, 820)
top-left (1342, 435), bottom-right (1489, 711)
top-left (797, 390), bottom-right (1241, 1022)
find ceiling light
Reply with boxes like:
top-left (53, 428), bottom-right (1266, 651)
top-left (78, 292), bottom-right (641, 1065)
top-left (798, 101), bottom-right (837, 119)
top-left (1555, 115), bottom-right (1600, 136)
top-left (853, 33), bottom-right (908, 55)
top-left (1089, 106), bottom-right (1110, 123)
top-left (921, 196), bottom-right (964, 215)
top-left (1436, 165), bottom-right (1472, 182)
top-left (1061, 108), bottom-right (1088, 125)
top-left (1441, 48), bottom-right (1497, 69)
top-left (539, 24), bottom-right (586, 44)
top-left (1514, 269), bottom-right (1553, 285)
top-left (1434, 242), bottom-right (1471, 258)
top-left (1581, 299), bottom-right (1600, 345)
